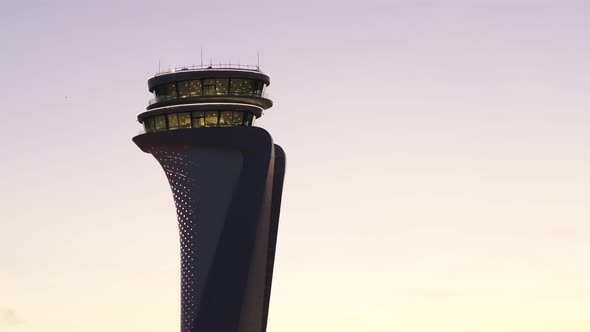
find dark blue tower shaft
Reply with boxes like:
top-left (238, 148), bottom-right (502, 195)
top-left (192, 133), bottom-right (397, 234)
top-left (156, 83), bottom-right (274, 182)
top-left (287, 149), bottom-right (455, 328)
top-left (134, 127), bottom-right (285, 332)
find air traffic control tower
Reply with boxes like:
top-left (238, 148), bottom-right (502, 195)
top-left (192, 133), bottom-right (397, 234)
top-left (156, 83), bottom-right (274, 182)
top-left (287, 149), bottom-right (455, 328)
top-left (133, 65), bottom-right (286, 332)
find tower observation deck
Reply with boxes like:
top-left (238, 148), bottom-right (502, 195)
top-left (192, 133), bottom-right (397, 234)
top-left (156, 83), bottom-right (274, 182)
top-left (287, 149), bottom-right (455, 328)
top-left (138, 65), bottom-right (273, 133)
top-left (133, 65), bottom-right (286, 332)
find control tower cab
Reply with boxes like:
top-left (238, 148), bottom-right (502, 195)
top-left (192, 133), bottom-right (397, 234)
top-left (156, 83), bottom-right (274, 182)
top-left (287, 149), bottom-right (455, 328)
top-left (138, 65), bottom-right (272, 133)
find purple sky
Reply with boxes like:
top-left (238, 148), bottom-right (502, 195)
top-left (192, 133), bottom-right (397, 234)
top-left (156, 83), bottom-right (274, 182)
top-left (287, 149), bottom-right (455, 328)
top-left (1, 1), bottom-right (590, 331)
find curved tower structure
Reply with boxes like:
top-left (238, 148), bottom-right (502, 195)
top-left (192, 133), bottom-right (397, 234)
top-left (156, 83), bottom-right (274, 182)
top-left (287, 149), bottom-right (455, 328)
top-left (132, 65), bottom-right (286, 332)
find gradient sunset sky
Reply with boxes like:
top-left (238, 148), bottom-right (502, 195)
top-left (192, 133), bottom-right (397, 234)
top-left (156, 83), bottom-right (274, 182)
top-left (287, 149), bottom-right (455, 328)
top-left (1, 0), bottom-right (590, 331)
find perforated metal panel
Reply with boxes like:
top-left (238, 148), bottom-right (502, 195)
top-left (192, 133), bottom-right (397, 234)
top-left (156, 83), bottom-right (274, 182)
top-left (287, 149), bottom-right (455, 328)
top-left (153, 149), bottom-right (199, 332)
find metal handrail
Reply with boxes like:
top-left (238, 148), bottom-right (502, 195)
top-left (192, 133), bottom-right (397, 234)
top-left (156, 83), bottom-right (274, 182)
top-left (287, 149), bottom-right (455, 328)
top-left (155, 64), bottom-right (262, 76)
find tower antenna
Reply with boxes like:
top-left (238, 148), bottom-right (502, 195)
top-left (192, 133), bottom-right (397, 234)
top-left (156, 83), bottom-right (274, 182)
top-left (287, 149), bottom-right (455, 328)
top-left (158, 59), bottom-right (161, 73)
top-left (257, 50), bottom-right (260, 70)
top-left (200, 48), bottom-right (203, 67)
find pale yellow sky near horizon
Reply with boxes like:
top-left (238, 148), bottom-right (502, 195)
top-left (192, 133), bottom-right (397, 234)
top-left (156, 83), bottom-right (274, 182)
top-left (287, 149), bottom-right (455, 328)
top-left (1, 0), bottom-right (590, 331)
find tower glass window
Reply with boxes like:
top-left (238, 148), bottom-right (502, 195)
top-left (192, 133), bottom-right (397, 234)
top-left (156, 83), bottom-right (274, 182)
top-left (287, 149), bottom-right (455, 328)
top-left (230, 79), bottom-right (255, 96)
top-left (232, 111), bottom-right (244, 124)
top-left (205, 111), bottom-right (219, 127)
top-left (167, 113), bottom-right (179, 129)
top-left (215, 79), bottom-right (229, 95)
top-left (254, 81), bottom-right (266, 96)
top-left (145, 117), bottom-right (156, 132)
top-left (188, 80), bottom-right (202, 96)
top-left (178, 81), bottom-right (190, 98)
top-left (179, 112), bottom-right (191, 128)
top-left (243, 79), bottom-right (255, 95)
top-left (244, 113), bottom-right (255, 126)
top-left (142, 111), bottom-right (257, 133)
top-left (192, 112), bottom-right (205, 128)
top-left (176, 80), bottom-right (204, 98)
top-left (261, 82), bottom-right (267, 97)
top-left (152, 78), bottom-right (269, 101)
top-left (219, 111), bottom-right (233, 126)
top-left (203, 79), bottom-right (216, 96)
top-left (155, 115), bottom-right (166, 131)
top-left (156, 83), bottom-right (177, 101)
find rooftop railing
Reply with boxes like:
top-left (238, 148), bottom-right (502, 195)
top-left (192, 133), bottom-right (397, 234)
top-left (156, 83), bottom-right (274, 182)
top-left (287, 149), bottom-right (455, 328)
top-left (154, 64), bottom-right (262, 76)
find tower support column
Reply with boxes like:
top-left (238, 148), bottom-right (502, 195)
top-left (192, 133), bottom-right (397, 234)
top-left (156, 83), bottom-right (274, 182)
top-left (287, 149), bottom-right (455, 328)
top-left (133, 127), bottom-right (286, 332)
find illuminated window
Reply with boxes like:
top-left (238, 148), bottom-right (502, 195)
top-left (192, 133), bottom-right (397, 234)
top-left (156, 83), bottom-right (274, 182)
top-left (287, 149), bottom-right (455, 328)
top-left (192, 112), bottom-right (205, 128)
top-left (230, 79), bottom-right (243, 95)
top-left (177, 81), bottom-right (190, 98)
top-left (188, 80), bottom-right (202, 96)
top-left (178, 112), bottom-right (191, 128)
top-left (203, 79), bottom-right (216, 96)
top-left (205, 111), bottom-right (219, 127)
top-left (155, 115), bottom-right (166, 131)
top-left (229, 79), bottom-right (241, 95)
top-left (229, 79), bottom-right (255, 96)
top-left (145, 117), bottom-right (156, 132)
top-left (215, 79), bottom-right (229, 95)
top-left (167, 113), bottom-right (179, 129)
top-left (155, 83), bottom-right (177, 101)
top-left (219, 111), bottom-right (233, 126)
top-left (242, 79), bottom-right (254, 96)
top-left (232, 112), bottom-right (244, 125)
top-left (144, 110), bottom-right (258, 132)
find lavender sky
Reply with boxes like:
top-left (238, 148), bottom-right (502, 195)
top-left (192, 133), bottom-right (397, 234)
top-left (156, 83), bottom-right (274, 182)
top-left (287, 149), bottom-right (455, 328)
top-left (1, 0), bottom-right (590, 331)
